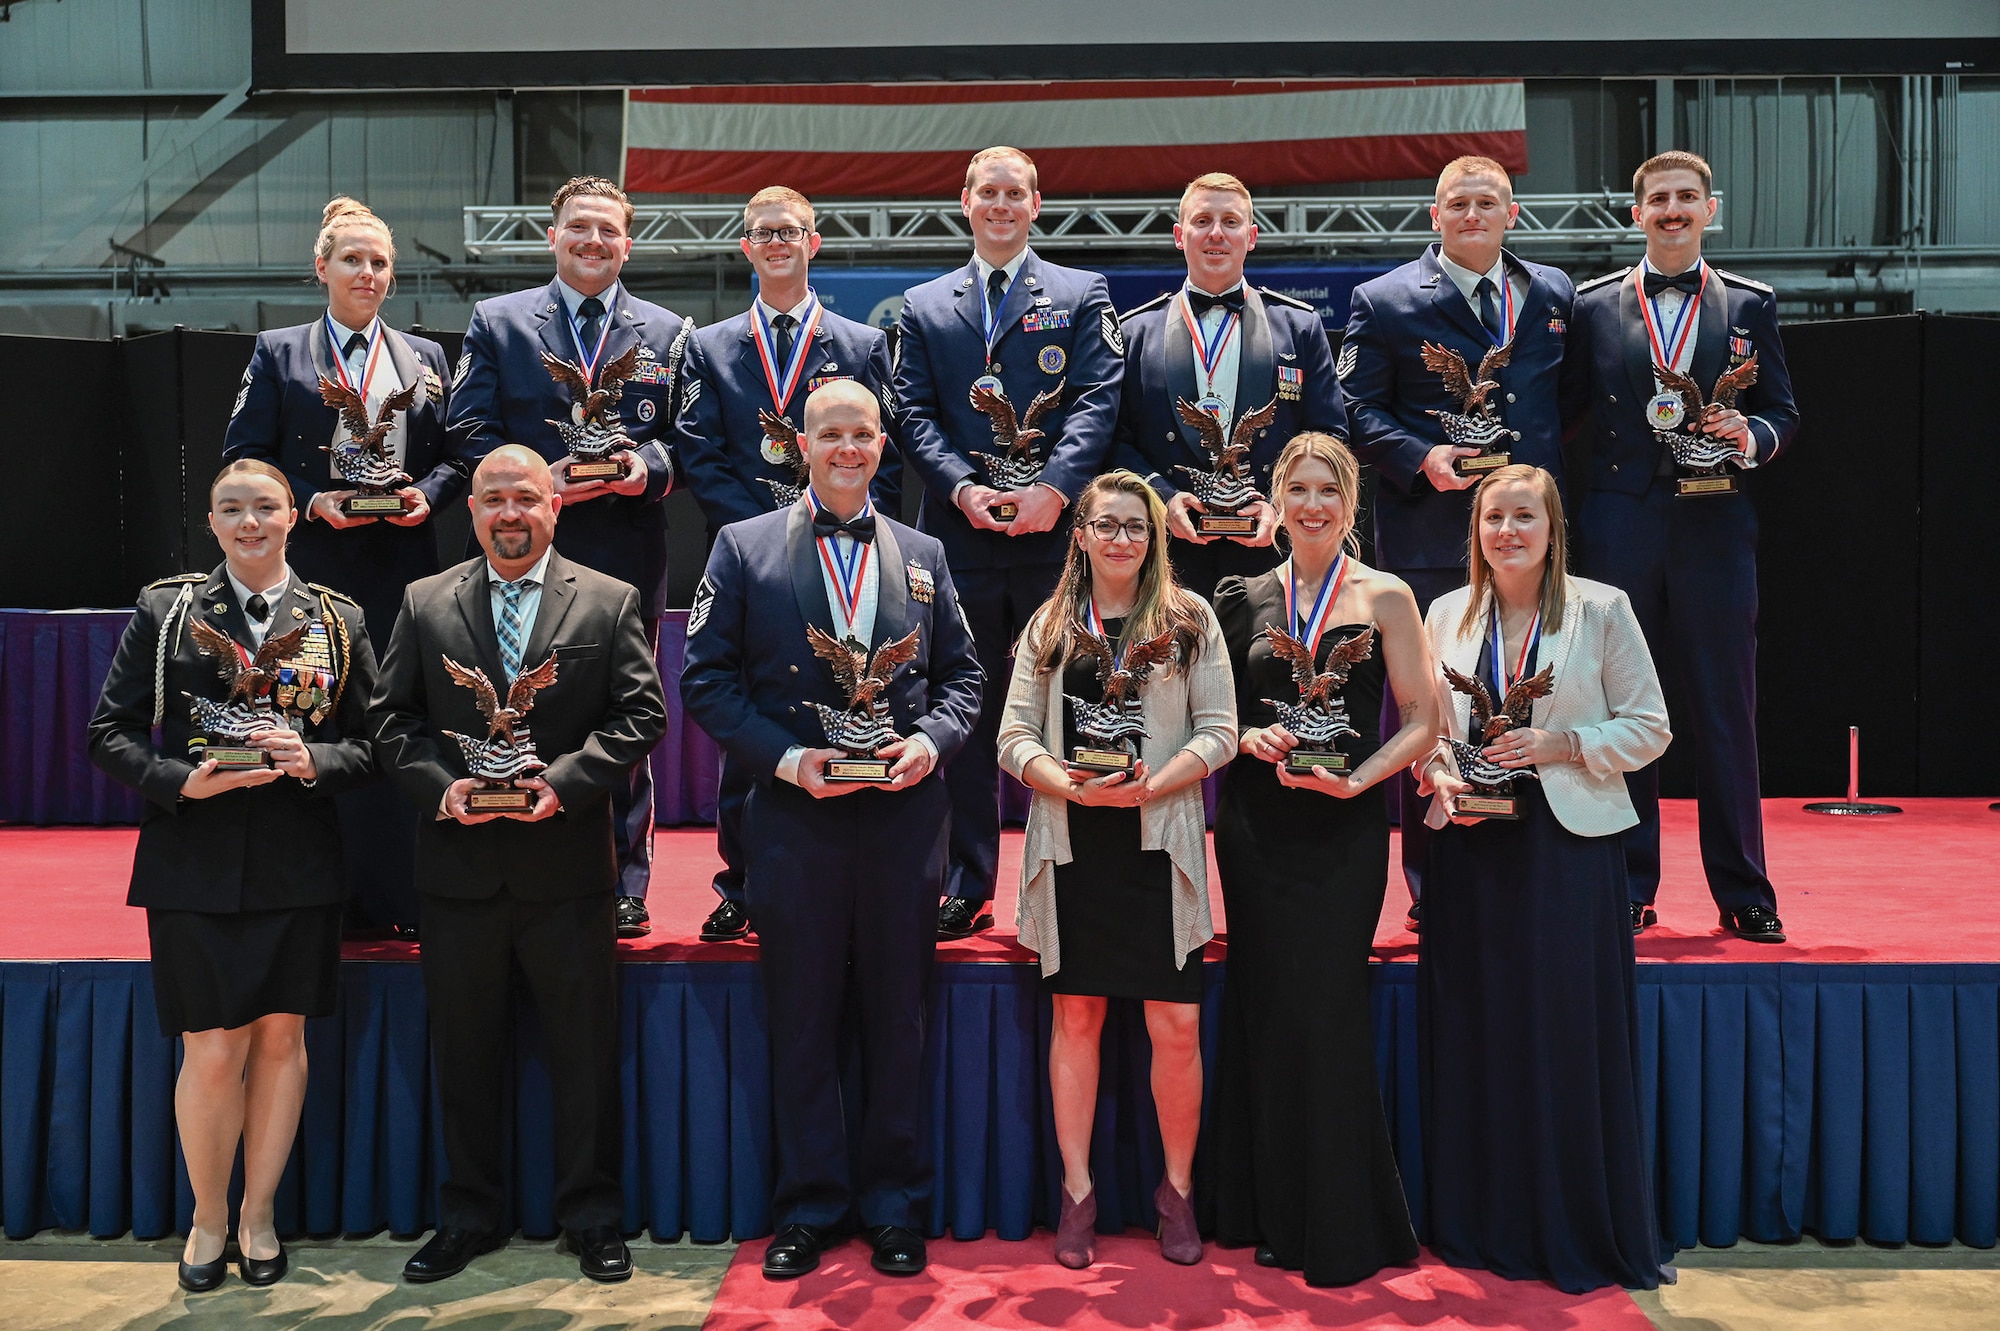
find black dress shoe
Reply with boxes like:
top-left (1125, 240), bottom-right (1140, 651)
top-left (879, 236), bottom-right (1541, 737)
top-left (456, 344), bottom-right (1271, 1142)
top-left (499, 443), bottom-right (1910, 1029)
top-left (867, 1225), bottom-right (926, 1276)
top-left (700, 899), bottom-right (751, 942)
top-left (1253, 1244), bottom-right (1280, 1268)
top-left (616, 896), bottom-right (651, 939)
top-left (239, 1243), bottom-right (288, 1287)
top-left (1405, 900), bottom-right (1423, 934)
top-left (178, 1254), bottom-right (228, 1293)
top-left (763, 1223), bottom-right (830, 1279)
top-left (1721, 905), bottom-right (1786, 943)
top-left (938, 897), bottom-right (993, 940)
top-left (566, 1225), bottom-right (632, 1282)
top-left (1631, 903), bottom-right (1658, 934)
top-left (403, 1226), bottom-right (505, 1283)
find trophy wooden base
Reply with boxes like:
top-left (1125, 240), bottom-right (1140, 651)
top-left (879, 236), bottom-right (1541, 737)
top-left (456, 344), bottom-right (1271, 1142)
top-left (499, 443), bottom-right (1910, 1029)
top-left (1068, 747), bottom-right (1135, 775)
top-left (467, 786), bottom-right (533, 812)
top-left (342, 493), bottom-right (410, 516)
top-left (1285, 750), bottom-right (1349, 774)
top-left (825, 756), bottom-right (894, 783)
top-left (568, 457), bottom-right (629, 482)
top-left (989, 503), bottom-right (1018, 521)
top-left (1456, 793), bottom-right (1519, 819)
top-left (199, 746), bottom-right (271, 771)
top-left (1194, 513), bottom-right (1258, 537)
top-left (1677, 474), bottom-right (1739, 497)
top-left (1454, 451), bottom-right (1511, 477)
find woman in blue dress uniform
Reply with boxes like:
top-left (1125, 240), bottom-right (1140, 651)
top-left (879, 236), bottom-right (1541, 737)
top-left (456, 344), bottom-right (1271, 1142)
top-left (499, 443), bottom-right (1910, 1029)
top-left (221, 196), bottom-right (456, 932)
top-left (88, 460), bottom-right (377, 1292)
top-left (1415, 464), bottom-right (1673, 1291)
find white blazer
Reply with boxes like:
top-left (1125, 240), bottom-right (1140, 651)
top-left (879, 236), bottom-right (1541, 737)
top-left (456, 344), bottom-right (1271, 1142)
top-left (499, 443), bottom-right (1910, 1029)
top-left (1422, 576), bottom-right (1670, 839)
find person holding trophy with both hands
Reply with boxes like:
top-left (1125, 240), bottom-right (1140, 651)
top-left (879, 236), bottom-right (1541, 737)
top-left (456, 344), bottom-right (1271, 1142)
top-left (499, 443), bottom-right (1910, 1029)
top-left (1415, 463), bottom-right (1671, 1293)
top-left (995, 471), bottom-right (1236, 1271)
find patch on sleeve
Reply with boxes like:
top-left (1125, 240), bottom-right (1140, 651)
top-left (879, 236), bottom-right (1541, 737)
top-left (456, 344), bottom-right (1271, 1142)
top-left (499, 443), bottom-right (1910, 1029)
top-left (1101, 308), bottom-right (1125, 357)
top-left (1336, 341), bottom-right (1358, 380)
top-left (687, 574), bottom-right (716, 638)
top-left (451, 352), bottom-right (472, 389)
top-left (230, 367), bottom-right (252, 419)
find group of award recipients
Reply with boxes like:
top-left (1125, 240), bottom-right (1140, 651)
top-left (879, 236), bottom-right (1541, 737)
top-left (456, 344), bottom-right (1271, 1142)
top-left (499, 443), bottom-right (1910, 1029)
top-left (87, 140), bottom-right (1795, 1299)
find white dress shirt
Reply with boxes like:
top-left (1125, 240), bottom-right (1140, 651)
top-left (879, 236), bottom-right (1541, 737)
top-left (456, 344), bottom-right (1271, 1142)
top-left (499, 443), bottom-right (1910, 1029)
top-left (226, 567), bottom-right (294, 649)
top-left (1435, 250), bottom-right (1528, 343)
top-left (1181, 279), bottom-right (1245, 429)
top-left (486, 546), bottom-right (554, 668)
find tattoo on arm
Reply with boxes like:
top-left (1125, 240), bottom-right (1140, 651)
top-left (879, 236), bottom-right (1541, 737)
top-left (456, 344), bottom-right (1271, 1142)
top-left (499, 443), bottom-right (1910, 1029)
top-left (1399, 701), bottom-right (1420, 724)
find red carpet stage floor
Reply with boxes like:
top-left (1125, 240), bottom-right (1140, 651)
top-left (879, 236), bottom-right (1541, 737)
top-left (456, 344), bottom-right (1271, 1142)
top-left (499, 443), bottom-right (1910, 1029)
top-left (701, 1234), bottom-right (1657, 1331)
top-left (3, 799), bottom-right (1992, 965)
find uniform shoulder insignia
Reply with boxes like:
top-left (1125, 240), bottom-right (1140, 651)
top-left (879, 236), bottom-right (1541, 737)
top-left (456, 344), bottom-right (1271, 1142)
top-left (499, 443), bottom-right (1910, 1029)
top-left (143, 572), bottom-right (207, 591)
top-left (1118, 292), bottom-right (1172, 321)
top-left (1257, 287), bottom-right (1317, 312)
top-left (1574, 267), bottom-right (1631, 294)
top-left (307, 582), bottom-right (362, 609)
top-left (1713, 268), bottom-right (1774, 294)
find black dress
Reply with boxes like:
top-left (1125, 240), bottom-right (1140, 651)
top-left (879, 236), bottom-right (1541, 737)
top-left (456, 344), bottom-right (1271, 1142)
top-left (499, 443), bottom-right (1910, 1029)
top-left (1044, 617), bottom-right (1204, 1003)
top-left (1210, 572), bottom-right (1419, 1286)
top-left (1421, 634), bottom-right (1664, 1293)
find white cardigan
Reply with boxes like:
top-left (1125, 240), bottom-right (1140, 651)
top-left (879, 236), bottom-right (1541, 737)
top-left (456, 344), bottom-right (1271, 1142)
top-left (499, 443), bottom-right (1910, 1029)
top-left (1422, 577), bottom-right (1670, 839)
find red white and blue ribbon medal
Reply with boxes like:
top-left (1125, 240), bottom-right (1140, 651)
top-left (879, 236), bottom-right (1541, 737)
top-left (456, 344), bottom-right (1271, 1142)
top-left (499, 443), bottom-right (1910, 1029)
top-left (324, 313), bottom-right (384, 402)
top-left (806, 488), bottom-right (871, 637)
top-left (1488, 596), bottom-right (1542, 702)
top-left (1085, 598), bottom-right (1127, 669)
top-left (1285, 553), bottom-right (1348, 658)
top-left (753, 291), bottom-right (824, 418)
top-left (1179, 290), bottom-right (1239, 421)
top-left (1637, 261), bottom-right (1707, 429)
top-left (565, 296), bottom-right (615, 384)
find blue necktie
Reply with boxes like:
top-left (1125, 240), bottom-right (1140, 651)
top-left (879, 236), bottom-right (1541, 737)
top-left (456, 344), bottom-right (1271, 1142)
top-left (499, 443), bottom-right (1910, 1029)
top-left (497, 579), bottom-right (529, 681)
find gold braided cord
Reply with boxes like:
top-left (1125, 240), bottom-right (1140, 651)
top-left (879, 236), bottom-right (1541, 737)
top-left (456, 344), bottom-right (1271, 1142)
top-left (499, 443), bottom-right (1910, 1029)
top-left (320, 592), bottom-right (352, 716)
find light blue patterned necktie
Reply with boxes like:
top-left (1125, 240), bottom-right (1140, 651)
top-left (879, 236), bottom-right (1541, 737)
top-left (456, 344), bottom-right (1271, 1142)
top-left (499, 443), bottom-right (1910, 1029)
top-left (497, 579), bottom-right (528, 681)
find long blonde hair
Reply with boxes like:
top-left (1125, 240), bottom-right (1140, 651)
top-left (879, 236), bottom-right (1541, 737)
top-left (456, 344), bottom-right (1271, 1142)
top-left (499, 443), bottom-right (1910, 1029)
top-left (1023, 471), bottom-right (1206, 676)
top-left (1460, 463), bottom-right (1569, 636)
top-left (1270, 431), bottom-right (1363, 558)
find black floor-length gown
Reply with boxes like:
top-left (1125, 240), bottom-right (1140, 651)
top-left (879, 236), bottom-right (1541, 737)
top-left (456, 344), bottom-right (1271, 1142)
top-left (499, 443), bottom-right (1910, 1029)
top-left (1211, 572), bottom-right (1419, 1286)
top-left (1421, 634), bottom-right (1665, 1293)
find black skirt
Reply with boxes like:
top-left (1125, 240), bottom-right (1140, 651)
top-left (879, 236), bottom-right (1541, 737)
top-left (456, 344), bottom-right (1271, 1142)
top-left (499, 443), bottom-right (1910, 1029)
top-left (147, 904), bottom-right (342, 1037)
top-left (1044, 804), bottom-right (1204, 1003)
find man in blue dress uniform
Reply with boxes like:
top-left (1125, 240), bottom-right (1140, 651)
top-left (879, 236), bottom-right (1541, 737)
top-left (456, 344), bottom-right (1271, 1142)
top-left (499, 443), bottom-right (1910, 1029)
top-left (1112, 171), bottom-right (1347, 598)
top-left (448, 176), bottom-right (692, 938)
top-left (681, 379), bottom-right (981, 1280)
top-left (1563, 151), bottom-right (1797, 943)
top-left (894, 146), bottom-right (1124, 938)
top-left (1343, 155), bottom-right (1575, 929)
top-left (677, 185), bottom-right (902, 944)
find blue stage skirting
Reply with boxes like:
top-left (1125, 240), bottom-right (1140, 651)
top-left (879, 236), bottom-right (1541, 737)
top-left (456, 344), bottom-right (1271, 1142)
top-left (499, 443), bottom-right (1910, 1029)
top-left (3, 957), bottom-right (1996, 1251)
top-left (0, 607), bottom-right (1045, 829)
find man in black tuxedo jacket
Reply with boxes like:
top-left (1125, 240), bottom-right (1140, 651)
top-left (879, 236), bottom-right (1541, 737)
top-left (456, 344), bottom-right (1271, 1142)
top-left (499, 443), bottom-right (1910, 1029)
top-left (370, 445), bottom-right (668, 1284)
top-left (682, 380), bottom-right (982, 1281)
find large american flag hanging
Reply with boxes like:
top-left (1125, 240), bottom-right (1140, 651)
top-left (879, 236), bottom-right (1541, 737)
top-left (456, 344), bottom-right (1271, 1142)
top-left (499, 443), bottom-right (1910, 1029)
top-left (625, 80), bottom-right (1527, 197)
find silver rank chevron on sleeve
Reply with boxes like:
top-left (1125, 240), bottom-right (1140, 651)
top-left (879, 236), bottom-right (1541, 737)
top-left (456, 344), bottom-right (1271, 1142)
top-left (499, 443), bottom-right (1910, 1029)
top-left (1101, 309), bottom-right (1125, 357)
top-left (1336, 341), bottom-right (1358, 380)
top-left (452, 352), bottom-right (472, 389)
top-left (687, 574), bottom-right (715, 638)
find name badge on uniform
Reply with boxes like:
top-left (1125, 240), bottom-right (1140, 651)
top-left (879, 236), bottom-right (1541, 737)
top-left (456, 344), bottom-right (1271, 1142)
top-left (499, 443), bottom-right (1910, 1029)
top-left (907, 562), bottom-right (935, 604)
top-left (1647, 392), bottom-right (1686, 430)
top-left (1277, 365), bottom-right (1303, 401)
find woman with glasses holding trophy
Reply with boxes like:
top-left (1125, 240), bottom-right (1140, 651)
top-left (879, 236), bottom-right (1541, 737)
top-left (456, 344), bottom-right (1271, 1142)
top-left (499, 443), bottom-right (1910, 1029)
top-left (996, 470), bottom-right (1237, 1270)
top-left (1415, 463), bottom-right (1672, 1292)
top-left (1208, 432), bottom-right (1433, 1286)
top-left (87, 459), bottom-right (377, 1293)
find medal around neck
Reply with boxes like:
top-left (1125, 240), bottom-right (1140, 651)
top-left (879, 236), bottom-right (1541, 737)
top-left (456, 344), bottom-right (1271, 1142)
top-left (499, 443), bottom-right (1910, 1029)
top-left (440, 654), bottom-right (559, 812)
top-left (543, 344), bottom-right (640, 482)
top-left (755, 407), bottom-right (810, 508)
top-left (184, 614), bottom-right (315, 769)
top-left (1173, 395), bottom-right (1278, 536)
top-left (806, 625), bottom-right (922, 782)
top-left (1421, 340), bottom-right (1518, 476)
top-left (969, 378), bottom-right (1064, 521)
top-left (1261, 623), bottom-right (1374, 773)
top-left (1063, 619), bottom-right (1177, 774)
top-left (1651, 355), bottom-right (1759, 497)
top-left (1441, 661), bottom-right (1554, 819)
top-left (318, 376), bottom-right (418, 515)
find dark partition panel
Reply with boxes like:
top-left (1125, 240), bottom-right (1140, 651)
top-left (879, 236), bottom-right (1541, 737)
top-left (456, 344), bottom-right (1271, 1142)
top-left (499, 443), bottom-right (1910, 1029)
top-left (0, 335), bottom-right (126, 608)
top-left (177, 331), bottom-right (258, 575)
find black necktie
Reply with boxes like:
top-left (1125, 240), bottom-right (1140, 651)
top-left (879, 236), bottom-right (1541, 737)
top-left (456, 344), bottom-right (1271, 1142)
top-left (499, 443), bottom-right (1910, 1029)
top-left (771, 312), bottom-right (797, 370)
top-left (1187, 287), bottom-right (1245, 317)
top-left (1643, 269), bottom-right (1703, 299)
top-left (576, 296), bottom-right (605, 355)
top-left (341, 332), bottom-right (366, 360)
top-left (1474, 277), bottom-right (1502, 342)
top-left (986, 269), bottom-right (1008, 321)
top-left (245, 594), bottom-right (269, 623)
top-left (812, 510), bottom-right (877, 543)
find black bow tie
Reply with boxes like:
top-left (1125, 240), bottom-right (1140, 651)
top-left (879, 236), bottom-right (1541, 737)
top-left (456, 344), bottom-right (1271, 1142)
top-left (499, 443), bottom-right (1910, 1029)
top-left (1187, 287), bottom-right (1245, 317)
top-left (812, 511), bottom-right (876, 543)
top-left (1643, 268), bottom-right (1703, 299)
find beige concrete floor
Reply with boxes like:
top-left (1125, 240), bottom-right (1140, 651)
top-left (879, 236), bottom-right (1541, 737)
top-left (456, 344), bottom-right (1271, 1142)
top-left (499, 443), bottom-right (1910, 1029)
top-left (3, 1232), bottom-right (1998, 1329)
top-left (0, 1230), bottom-right (736, 1330)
